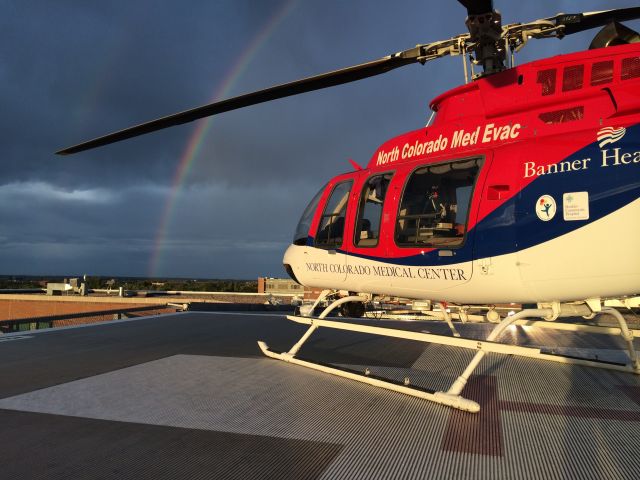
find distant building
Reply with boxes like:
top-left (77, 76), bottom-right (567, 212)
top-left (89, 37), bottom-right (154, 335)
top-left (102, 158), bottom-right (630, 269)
top-left (257, 277), bottom-right (304, 295)
top-left (46, 277), bottom-right (86, 296)
top-left (303, 287), bottom-right (324, 301)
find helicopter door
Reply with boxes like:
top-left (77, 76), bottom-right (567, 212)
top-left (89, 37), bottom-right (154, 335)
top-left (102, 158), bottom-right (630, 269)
top-left (312, 177), bottom-right (354, 283)
top-left (391, 156), bottom-right (486, 294)
top-left (346, 172), bottom-right (395, 290)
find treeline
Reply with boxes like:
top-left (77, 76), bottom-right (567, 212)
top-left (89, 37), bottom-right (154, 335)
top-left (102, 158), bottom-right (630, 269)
top-left (0, 278), bottom-right (44, 289)
top-left (117, 279), bottom-right (257, 293)
top-left (0, 276), bottom-right (257, 293)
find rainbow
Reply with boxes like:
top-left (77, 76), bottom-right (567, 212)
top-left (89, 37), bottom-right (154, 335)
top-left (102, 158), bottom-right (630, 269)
top-left (149, 0), bottom-right (297, 277)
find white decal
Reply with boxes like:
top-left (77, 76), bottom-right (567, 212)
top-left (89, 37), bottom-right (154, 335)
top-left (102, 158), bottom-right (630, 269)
top-left (451, 126), bottom-right (481, 148)
top-left (375, 122), bottom-right (522, 165)
top-left (597, 126), bottom-right (626, 148)
top-left (481, 123), bottom-right (521, 143)
top-left (600, 148), bottom-right (640, 167)
top-left (305, 262), bottom-right (468, 281)
top-left (563, 192), bottom-right (589, 221)
top-left (524, 158), bottom-right (590, 178)
top-left (536, 195), bottom-right (556, 221)
top-left (377, 146), bottom-right (399, 165)
top-left (401, 134), bottom-right (449, 160)
top-left (523, 145), bottom-right (640, 179)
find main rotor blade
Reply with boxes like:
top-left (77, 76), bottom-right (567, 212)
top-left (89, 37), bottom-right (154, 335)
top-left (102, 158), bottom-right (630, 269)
top-left (57, 49), bottom-right (423, 155)
top-left (553, 7), bottom-right (640, 36)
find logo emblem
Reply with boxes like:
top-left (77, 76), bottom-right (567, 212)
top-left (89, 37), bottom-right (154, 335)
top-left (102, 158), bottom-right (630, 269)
top-left (597, 126), bottom-right (626, 148)
top-left (536, 195), bottom-right (556, 221)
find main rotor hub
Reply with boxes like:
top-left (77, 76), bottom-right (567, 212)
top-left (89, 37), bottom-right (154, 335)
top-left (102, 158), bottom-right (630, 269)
top-left (465, 10), bottom-right (506, 75)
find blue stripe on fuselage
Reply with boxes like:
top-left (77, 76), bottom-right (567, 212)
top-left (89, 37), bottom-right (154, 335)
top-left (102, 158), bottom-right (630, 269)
top-left (306, 125), bottom-right (640, 267)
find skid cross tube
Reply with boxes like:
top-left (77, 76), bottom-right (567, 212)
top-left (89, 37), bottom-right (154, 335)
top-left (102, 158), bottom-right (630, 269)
top-left (438, 302), bottom-right (461, 337)
top-left (258, 305), bottom-right (640, 413)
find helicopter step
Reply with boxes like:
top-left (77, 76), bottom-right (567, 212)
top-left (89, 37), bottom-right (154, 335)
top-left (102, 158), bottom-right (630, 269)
top-left (258, 300), bottom-right (639, 413)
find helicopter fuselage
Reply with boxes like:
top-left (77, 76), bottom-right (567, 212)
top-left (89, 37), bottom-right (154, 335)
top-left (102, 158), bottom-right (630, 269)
top-left (284, 43), bottom-right (640, 304)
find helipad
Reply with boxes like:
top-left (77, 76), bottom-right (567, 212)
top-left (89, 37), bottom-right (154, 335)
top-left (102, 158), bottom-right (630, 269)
top-left (1, 312), bottom-right (638, 479)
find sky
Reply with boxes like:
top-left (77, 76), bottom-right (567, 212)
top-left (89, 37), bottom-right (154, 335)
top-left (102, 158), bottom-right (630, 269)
top-left (1, 0), bottom-right (638, 279)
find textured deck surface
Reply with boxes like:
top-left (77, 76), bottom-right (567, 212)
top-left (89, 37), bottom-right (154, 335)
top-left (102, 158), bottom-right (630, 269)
top-left (1, 312), bottom-right (639, 479)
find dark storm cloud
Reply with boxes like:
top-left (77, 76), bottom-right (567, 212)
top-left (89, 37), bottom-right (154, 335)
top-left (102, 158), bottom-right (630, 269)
top-left (0, 181), bottom-right (160, 275)
top-left (1, 0), bottom-right (638, 277)
top-left (1, 2), bottom-right (219, 186)
top-left (0, 179), bottom-right (311, 277)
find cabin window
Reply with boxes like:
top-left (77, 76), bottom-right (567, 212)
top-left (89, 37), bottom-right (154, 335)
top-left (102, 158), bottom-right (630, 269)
top-left (536, 69), bottom-right (556, 96)
top-left (621, 56), bottom-right (640, 80)
top-left (395, 158), bottom-right (482, 248)
top-left (293, 183), bottom-right (326, 245)
top-left (354, 173), bottom-right (393, 248)
top-left (562, 65), bottom-right (584, 92)
top-left (590, 60), bottom-right (614, 86)
top-left (315, 180), bottom-right (353, 248)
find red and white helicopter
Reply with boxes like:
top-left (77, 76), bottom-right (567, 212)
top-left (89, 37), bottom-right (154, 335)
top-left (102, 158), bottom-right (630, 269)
top-left (60, 1), bottom-right (640, 412)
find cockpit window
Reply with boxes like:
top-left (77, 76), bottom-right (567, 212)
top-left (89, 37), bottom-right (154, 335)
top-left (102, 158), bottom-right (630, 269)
top-left (315, 180), bottom-right (353, 248)
top-left (293, 184), bottom-right (326, 246)
top-left (354, 173), bottom-right (393, 247)
top-left (395, 158), bottom-right (482, 248)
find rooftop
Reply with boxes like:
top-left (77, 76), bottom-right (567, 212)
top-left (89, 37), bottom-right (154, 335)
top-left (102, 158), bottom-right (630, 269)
top-left (1, 311), bottom-right (639, 479)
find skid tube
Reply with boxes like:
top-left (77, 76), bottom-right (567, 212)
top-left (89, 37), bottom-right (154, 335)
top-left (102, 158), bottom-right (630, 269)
top-left (258, 297), bottom-right (639, 413)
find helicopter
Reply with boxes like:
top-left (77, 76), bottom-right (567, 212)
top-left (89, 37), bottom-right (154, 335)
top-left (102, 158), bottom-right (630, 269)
top-left (59, 1), bottom-right (640, 412)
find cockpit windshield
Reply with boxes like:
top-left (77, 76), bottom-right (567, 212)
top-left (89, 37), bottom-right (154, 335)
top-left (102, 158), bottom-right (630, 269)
top-left (292, 183), bottom-right (326, 245)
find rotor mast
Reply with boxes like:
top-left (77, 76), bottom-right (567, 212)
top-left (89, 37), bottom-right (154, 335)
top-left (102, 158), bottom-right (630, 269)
top-left (459, 0), bottom-right (505, 76)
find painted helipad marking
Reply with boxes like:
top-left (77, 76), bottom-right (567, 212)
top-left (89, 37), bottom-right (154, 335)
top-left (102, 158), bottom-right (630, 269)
top-left (0, 353), bottom-right (638, 479)
top-left (442, 375), bottom-right (503, 456)
top-left (440, 377), bottom-right (640, 458)
top-left (619, 386), bottom-right (640, 406)
top-left (499, 398), bottom-right (640, 421)
top-left (0, 335), bottom-right (32, 342)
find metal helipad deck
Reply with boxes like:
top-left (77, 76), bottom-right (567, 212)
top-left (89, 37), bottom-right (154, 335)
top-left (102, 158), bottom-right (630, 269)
top-left (0, 312), bottom-right (639, 479)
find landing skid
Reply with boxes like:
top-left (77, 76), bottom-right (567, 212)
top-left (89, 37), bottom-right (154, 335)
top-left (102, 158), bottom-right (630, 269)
top-left (258, 297), bottom-right (639, 413)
